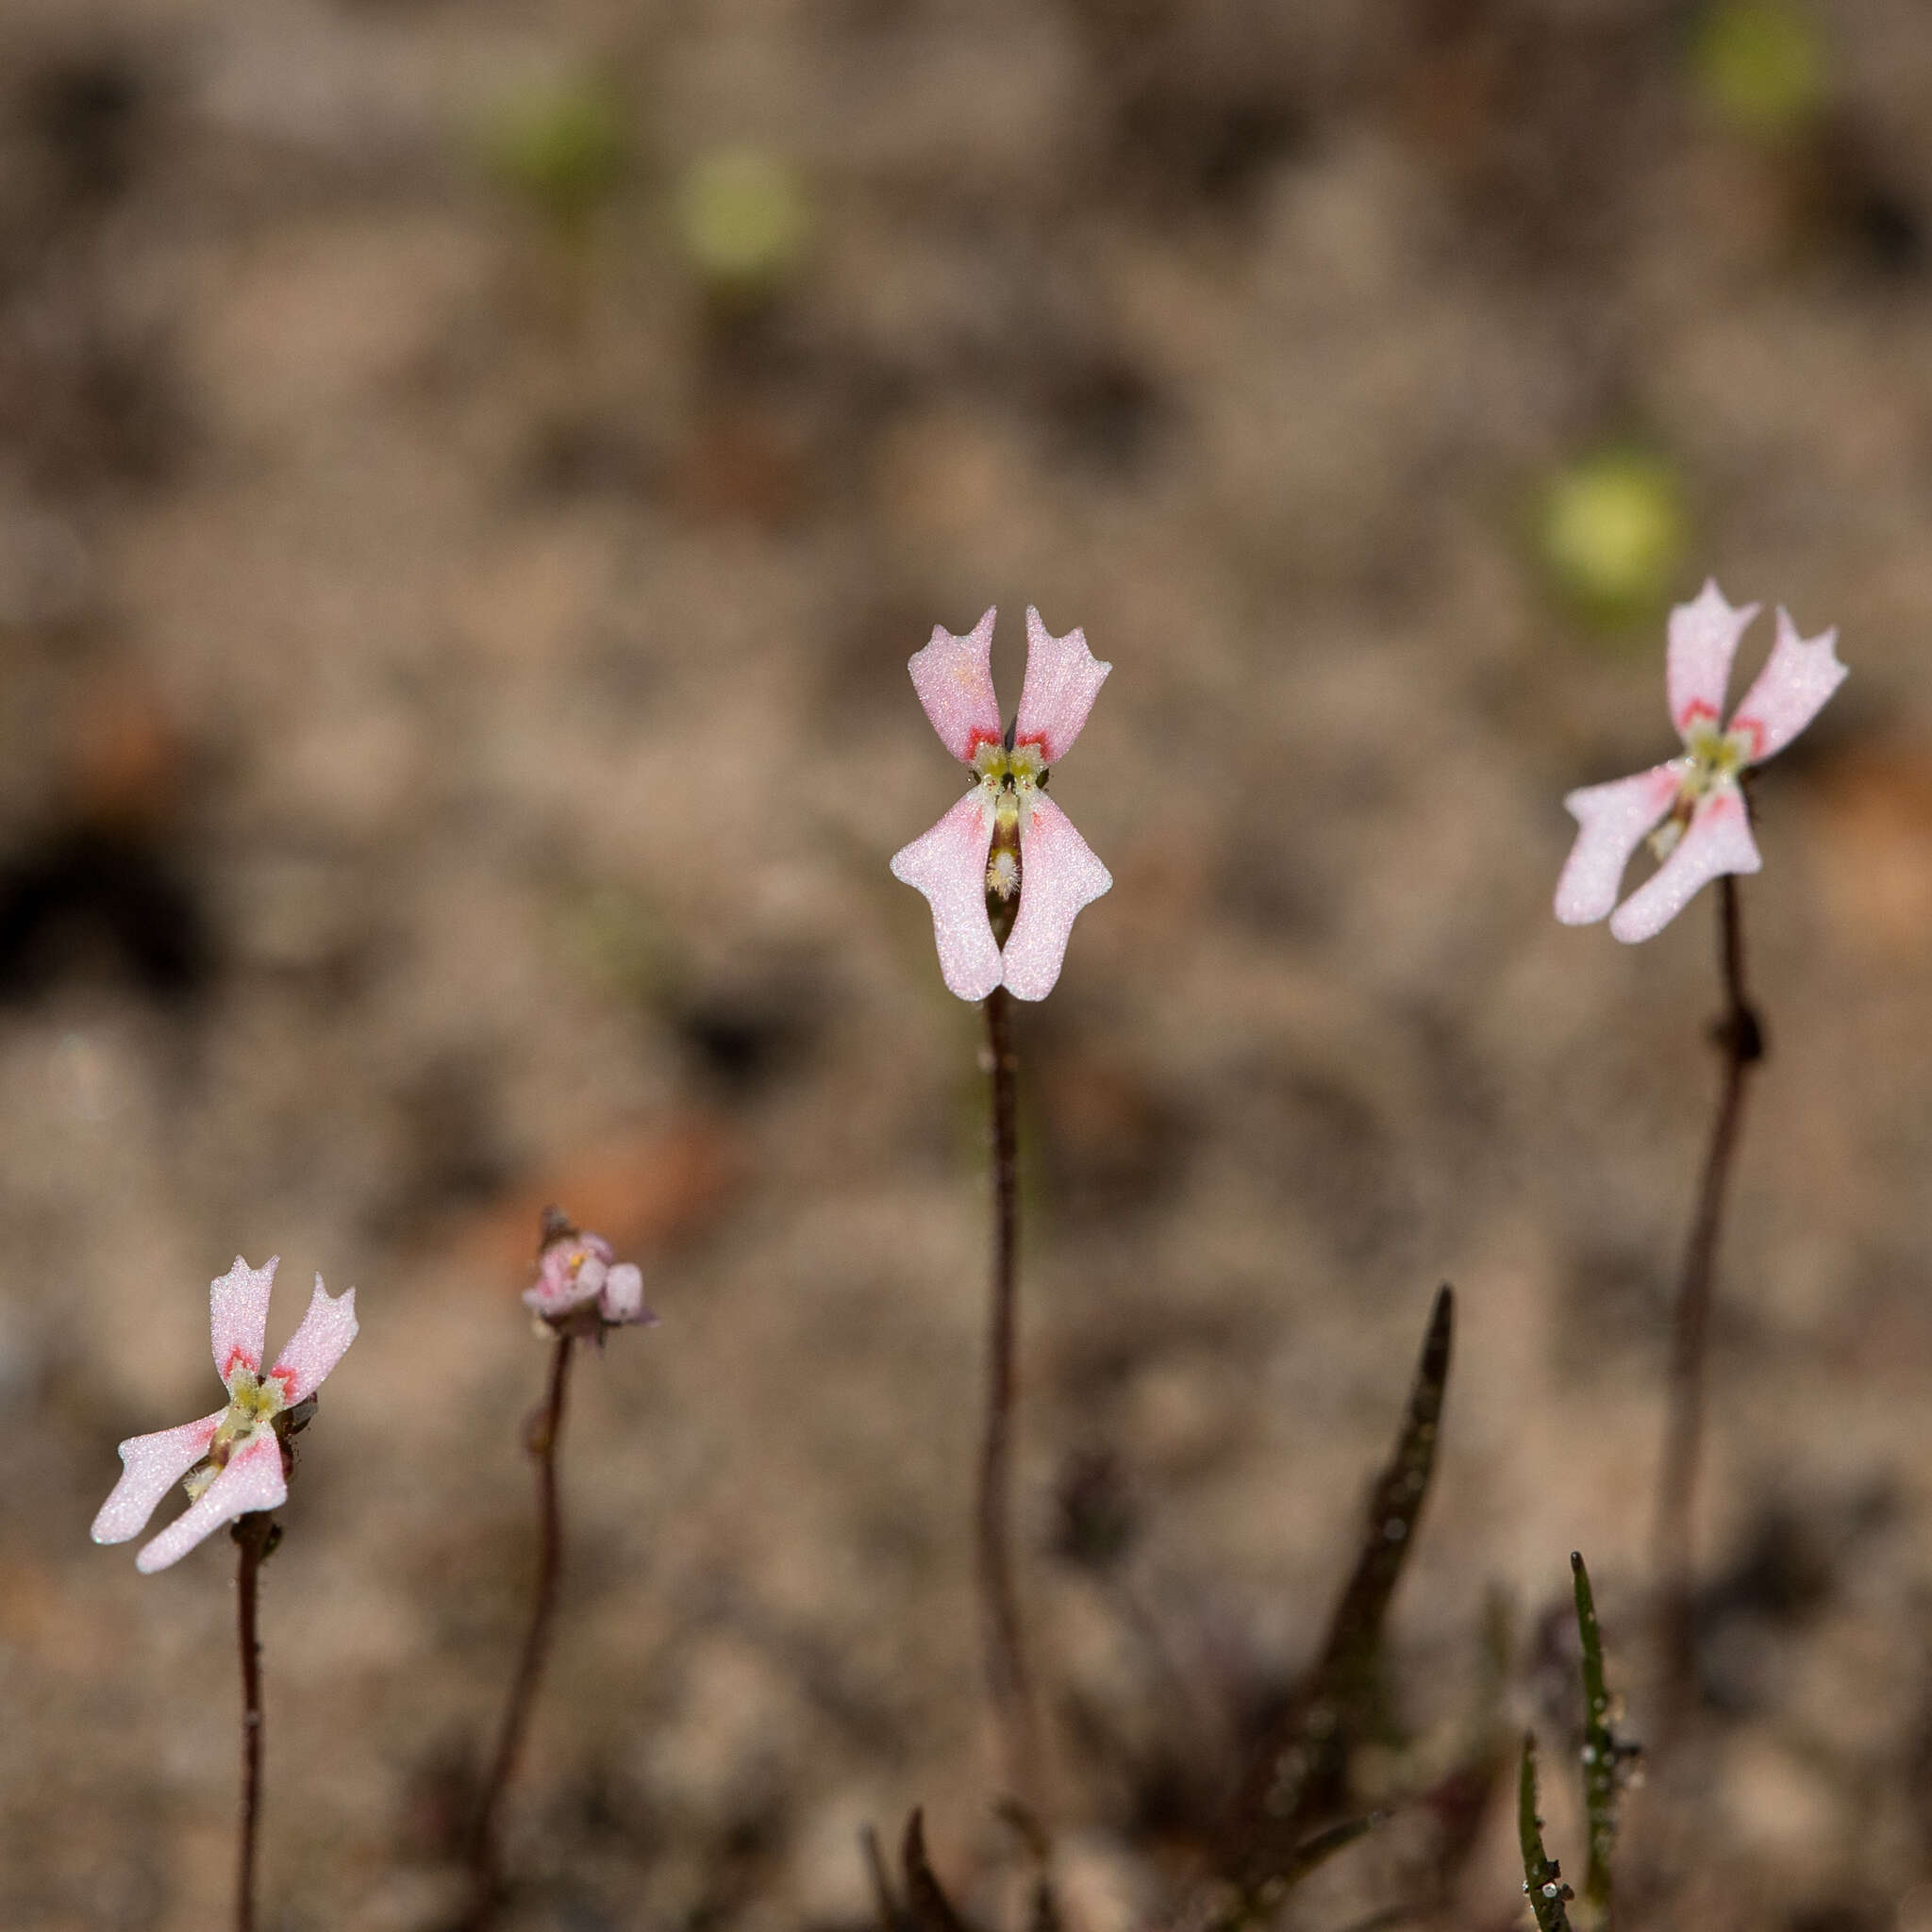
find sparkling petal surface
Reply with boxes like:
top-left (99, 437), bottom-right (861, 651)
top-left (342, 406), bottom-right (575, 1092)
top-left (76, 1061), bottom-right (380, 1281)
top-left (1667, 580), bottom-right (1757, 740)
top-left (1555, 762), bottom-right (1684, 925)
top-left (1725, 608), bottom-right (1847, 763)
top-left (1013, 607), bottom-right (1110, 766)
top-left (91, 1410), bottom-right (224, 1545)
top-left (1001, 794), bottom-right (1111, 1001)
top-left (1608, 785), bottom-right (1762, 942)
top-left (890, 790), bottom-right (1002, 1002)
top-left (135, 1429), bottom-right (288, 1574)
top-left (906, 609), bottom-right (1003, 764)
top-left (209, 1255), bottom-right (277, 1385)
top-left (269, 1275), bottom-right (358, 1403)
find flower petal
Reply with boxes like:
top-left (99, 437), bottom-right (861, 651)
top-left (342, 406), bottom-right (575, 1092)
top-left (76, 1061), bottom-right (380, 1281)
top-left (907, 609), bottom-right (1003, 765)
top-left (599, 1262), bottom-right (657, 1326)
top-left (1725, 607), bottom-right (1846, 764)
top-left (1667, 580), bottom-right (1758, 741)
top-left (1608, 785), bottom-right (1761, 943)
top-left (1555, 762), bottom-right (1684, 925)
top-left (1013, 608), bottom-right (1110, 767)
top-left (91, 1410), bottom-right (224, 1545)
top-left (268, 1275), bottom-right (358, 1404)
top-left (209, 1255), bottom-right (278, 1387)
top-left (1001, 795), bottom-right (1111, 1001)
top-left (135, 1429), bottom-right (287, 1574)
top-left (890, 791), bottom-right (1003, 1002)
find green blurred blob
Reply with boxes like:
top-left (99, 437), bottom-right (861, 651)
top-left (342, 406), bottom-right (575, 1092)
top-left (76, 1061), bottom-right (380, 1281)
top-left (480, 76), bottom-right (628, 232)
top-left (1691, 0), bottom-right (1828, 142)
top-left (675, 148), bottom-right (811, 291)
top-left (566, 885), bottom-right (674, 1008)
top-left (1539, 450), bottom-right (1690, 625)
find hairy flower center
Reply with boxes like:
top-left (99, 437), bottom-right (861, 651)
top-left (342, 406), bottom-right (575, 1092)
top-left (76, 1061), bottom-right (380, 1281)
top-left (1650, 724), bottom-right (1753, 859)
top-left (184, 1369), bottom-right (288, 1498)
top-left (973, 740), bottom-right (1047, 904)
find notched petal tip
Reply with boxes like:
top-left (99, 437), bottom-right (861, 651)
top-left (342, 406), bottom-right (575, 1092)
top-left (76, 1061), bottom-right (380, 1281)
top-left (1726, 607), bottom-right (1847, 764)
top-left (1014, 608), bottom-right (1111, 768)
top-left (907, 608), bottom-right (1004, 765)
top-left (269, 1275), bottom-right (358, 1405)
top-left (1667, 581), bottom-right (1758, 741)
top-left (209, 1254), bottom-right (279, 1384)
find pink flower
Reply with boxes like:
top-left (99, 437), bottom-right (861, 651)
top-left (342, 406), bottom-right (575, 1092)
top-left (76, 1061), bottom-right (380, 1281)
top-left (524, 1226), bottom-right (654, 1330)
top-left (890, 607), bottom-right (1113, 1001)
top-left (92, 1257), bottom-right (358, 1574)
top-left (1556, 581), bottom-right (1846, 942)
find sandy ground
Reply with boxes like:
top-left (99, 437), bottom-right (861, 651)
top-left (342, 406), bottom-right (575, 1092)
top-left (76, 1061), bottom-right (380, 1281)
top-left (3, 0), bottom-right (1932, 1926)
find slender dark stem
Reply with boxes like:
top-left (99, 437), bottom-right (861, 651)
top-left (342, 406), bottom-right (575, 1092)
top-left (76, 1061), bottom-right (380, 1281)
top-left (977, 986), bottom-right (1042, 1810)
top-left (233, 1511), bottom-right (275, 1932)
top-left (1650, 875), bottom-right (1763, 1726)
top-left (468, 1328), bottom-right (577, 1918)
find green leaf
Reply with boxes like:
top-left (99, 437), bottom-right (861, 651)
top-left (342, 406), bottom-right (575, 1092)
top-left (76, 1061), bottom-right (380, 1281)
top-left (1572, 1552), bottom-right (1638, 1929)
top-left (1517, 1734), bottom-right (1575, 1932)
top-left (1221, 1285), bottom-right (1455, 1897)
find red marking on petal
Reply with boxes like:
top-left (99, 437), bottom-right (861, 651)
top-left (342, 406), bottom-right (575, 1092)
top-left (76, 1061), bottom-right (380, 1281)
top-left (1014, 731), bottom-right (1049, 754)
top-left (271, 1365), bottom-right (297, 1397)
top-left (223, 1347), bottom-right (258, 1381)
top-left (964, 726), bottom-right (1003, 759)
top-left (1675, 698), bottom-right (1718, 732)
top-left (1728, 716), bottom-right (1767, 759)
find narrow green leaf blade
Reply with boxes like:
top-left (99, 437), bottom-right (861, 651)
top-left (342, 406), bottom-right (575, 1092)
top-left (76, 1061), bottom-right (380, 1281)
top-left (1221, 1285), bottom-right (1455, 1894)
top-left (1517, 1734), bottom-right (1575, 1932)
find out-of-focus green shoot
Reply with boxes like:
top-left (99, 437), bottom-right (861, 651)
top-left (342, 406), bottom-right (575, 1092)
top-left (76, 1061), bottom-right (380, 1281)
top-left (1537, 448), bottom-right (1690, 629)
top-left (1690, 0), bottom-right (1829, 144)
top-left (675, 147), bottom-right (811, 299)
top-left (1517, 1735), bottom-right (1576, 1932)
top-left (477, 75), bottom-right (629, 241)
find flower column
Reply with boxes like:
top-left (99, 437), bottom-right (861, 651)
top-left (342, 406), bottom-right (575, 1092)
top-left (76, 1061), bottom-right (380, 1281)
top-left (1554, 580), bottom-right (1845, 1726)
top-left (891, 606), bottom-right (1112, 1816)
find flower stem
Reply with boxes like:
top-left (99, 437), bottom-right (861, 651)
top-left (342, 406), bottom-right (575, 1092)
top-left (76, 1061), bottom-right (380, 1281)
top-left (977, 986), bottom-right (1042, 1813)
top-left (1650, 874), bottom-right (1763, 1728)
top-left (232, 1510), bottom-right (275, 1932)
top-left (467, 1327), bottom-right (577, 1920)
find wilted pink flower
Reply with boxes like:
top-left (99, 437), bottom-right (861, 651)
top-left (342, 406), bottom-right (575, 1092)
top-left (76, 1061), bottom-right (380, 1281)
top-left (1556, 581), bottom-right (1846, 942)
top-left (524, 1226), bottom-right (654, 1331)
top-left (92, 1257), bottom-right (358, 1574)
top-left (891, 607), bottom-right (1113, 1001)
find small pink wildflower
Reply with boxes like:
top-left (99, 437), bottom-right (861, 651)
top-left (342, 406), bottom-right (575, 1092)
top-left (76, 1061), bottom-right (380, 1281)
top-left (524, 1221), bottom-right (655, 1333)
top-left (92, 1257), bottom-right (358, 1574)
top-left (891, 607), bottom-right (1113, 1001)
top-left (1556, 581), bottom-right (1846, 942)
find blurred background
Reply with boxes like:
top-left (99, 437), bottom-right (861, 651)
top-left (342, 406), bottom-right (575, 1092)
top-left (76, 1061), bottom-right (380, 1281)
top-left (3, 0), bottom-right (1931, 1925)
